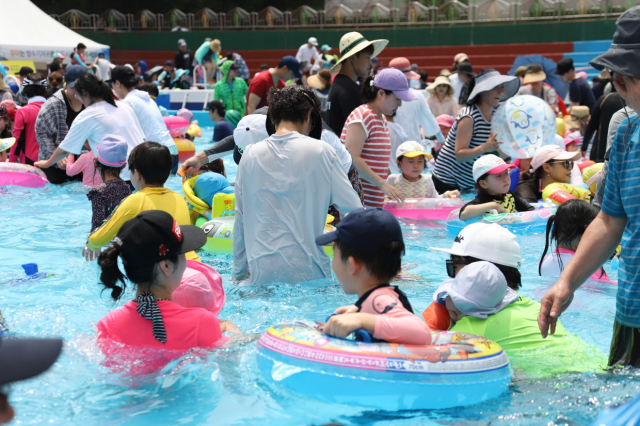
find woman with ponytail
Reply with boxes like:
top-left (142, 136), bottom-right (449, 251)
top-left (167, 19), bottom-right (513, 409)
top-left (539, 199), bottom-right (613, 283)
top-left (34, 72), bottom-right (145, 183)
top-left (341, 68), bottom-right (418, 207)
top-left (96, 210), bottom-right (239, 354)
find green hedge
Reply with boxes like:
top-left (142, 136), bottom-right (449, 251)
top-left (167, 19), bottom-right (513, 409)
top-left (79, 19), bottom-right (616, 51)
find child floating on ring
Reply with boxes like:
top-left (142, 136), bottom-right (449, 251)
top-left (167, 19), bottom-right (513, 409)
top-left (386, 141), bottom-right (460, 200)
top-left (316, 207), bottom-right (432, 345)
top-left (459, 154), bottom-right (534, 221)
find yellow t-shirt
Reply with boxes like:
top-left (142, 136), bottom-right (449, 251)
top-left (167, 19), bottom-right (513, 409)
top-left (87, 187), bottom-right (201, 261)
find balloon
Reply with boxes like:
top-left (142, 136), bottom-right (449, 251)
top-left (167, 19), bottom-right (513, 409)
top-left (492, 95), bottom-right (557, 159)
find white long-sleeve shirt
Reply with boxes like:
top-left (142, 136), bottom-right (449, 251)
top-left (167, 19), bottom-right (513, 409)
top-left (233, 131), bottom-right (363, 285)
top-left (394, 94), bottom-right (445, 144)
top-left (122, 89), bottom-right (176, 152)
top-left (295, 44), bottom-right (321, 72)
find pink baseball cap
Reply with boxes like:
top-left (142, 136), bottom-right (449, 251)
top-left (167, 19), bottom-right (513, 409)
top-left (436, 114), bottom-right (454, 128)
top-left (472, 154), bottom-right (515, 182)
top-left (172, 260), bottom-right (226, 315)
top-left (563, 136), bottom-right (581, 146)
top-left (96, 134), bottom-right (128, 167)
top-left (389, 57), bottom-right (420, 80)
top-left (531, 145), bottom-right (581, 172)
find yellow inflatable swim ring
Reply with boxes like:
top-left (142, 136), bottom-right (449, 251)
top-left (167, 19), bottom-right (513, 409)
top-left (542, 182), bottom-right (591, 205)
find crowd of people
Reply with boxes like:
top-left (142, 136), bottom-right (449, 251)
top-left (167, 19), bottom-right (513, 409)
top-left (2, 7), bottom-right (640, 421)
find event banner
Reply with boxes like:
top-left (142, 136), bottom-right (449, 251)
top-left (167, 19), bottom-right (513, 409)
top-left (0, 46), bottom-right (109, 64)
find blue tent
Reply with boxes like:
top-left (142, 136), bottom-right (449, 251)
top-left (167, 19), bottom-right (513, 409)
top-left (508, 54), bottom-right (569, 101)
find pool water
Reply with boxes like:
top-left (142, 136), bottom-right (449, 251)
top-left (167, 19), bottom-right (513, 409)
top-left (1, 132), bottom-right (638, 425)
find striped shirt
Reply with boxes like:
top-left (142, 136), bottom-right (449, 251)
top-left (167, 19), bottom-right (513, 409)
top-left (602, 113), bottom-right (640, 327)
top-left (432, 104), bottom-right (492, 190)
top-left (341, 104), bottom-right (391, 207)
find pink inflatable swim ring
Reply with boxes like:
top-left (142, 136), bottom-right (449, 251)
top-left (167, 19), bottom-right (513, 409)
top-left (0, 163), bottom-right (49, 188)
top-left (384, 198), bottom-right (466, 221)
top-left (163, 115), bottom-right (190, 138)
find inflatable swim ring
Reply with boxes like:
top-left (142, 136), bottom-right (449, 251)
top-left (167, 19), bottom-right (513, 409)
top-left (383, 198), bottom-right (465, 221)
top-left (187, 122), bottom-right (202, 139)
top-left (542, 182), bottom-right (591, 205)
top-left (446, 208), bottom-right (555, 236)
top-left (257, 321), bottom-right (512, 410)
top-left (0, 163), bottom-right (49, 188)
top-left (163, 115), bottom-right (190, 138)
top-left (183, 176), bottom-right (235, 223)
top-left (582, 163), bottom-right (604, 195)
top-left (173, 137), bottom-right (195, 163)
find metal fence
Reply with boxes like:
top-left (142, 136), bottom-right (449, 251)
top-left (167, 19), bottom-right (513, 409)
top-left (50, 0), bottom-right (638, 31)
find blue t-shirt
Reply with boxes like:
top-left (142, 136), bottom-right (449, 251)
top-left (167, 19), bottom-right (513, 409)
top-left (602, 113), bottom-right (640, 328)
top-left (569, 77), bottom-right (596, 112)
top-left (213, 119), bottom-right (234, 142)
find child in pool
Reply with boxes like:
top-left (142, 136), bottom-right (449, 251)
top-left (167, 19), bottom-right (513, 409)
top-left (459, 154), bottom-right (534, 221)
top-left (193, 171), bottom-right (234, 208)
top-left (422, 261), bottom-right (518, 331)
top-left (86, 135), bottom-right (131, 232)
top-left (539, 199), bottom-right (613, 283)
top-left (386, 141), bottom-right (460, 200)
top-left (65, 141), bottom-right (103, 187)
top-left (0, 137), bottom-right (15, 162)
top-left (316, 208), bottom-right (432, 345)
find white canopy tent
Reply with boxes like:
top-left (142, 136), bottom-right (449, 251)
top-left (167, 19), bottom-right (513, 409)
top-left (0, 0), bottom-right (109, 68)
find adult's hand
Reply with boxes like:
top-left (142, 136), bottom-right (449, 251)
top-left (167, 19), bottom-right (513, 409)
top-left (56, 158), bottom-right (68, 170)
top-left (381, 182), bottom-right (405, 202)
top-left (483, 132), bottom-right (503, 152)
top-left (537, 280), bottom-right (575, 338)
top-left (179, 152), bottom-right (208, 178)
top-left (33, 160), bottom-right (49, 169)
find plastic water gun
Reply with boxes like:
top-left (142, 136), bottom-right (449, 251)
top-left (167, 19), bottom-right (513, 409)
top-left (542, 183), bottom-right (591, 205)
top-left (4, 263), bottom-right (54, 287)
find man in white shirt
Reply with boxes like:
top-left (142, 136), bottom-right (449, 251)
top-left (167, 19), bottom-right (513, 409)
top-left (95, 53), bottom-right (114, 81)
top-left (295, 37), bottom-right (322, 74)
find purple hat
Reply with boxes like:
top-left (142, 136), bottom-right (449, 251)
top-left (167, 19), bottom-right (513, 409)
top-left (373, 68), bottom-right (418, 102)
top-left (97, 134), bottom-right (128, 167)
top-left (177, 108), bottom-right (193, 123)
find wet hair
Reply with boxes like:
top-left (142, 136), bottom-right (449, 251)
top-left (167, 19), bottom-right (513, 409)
top-left (98, 245), bottom-right (178, 301)
top-left (267, 85), bottom-right (320, 127)
top-left (22, 73), bottom-right (47, 98)
top-left (208, 100), bottom-right (226, 117)
top-left (74, 73), bottom-right (116, 107)
top-left (456, 255), bottom-right (522, 290)
top-left (128, 141), bottom-right (172, 185)
top-left (137, 82), bottom-right (159, 98)
top-left (361, 76), bottom-right (393, 104)
top-left (335, 239), bottom-right (405, 281)
top-left (466, 69), bottom-right (497, 106)
top-left (539, 199), bottom-right (605, 278)
top-left (199, 158), bottom-right (225, 176)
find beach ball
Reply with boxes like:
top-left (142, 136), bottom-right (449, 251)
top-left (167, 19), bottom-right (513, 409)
top-left (492, 95), bottom-right (557, 159)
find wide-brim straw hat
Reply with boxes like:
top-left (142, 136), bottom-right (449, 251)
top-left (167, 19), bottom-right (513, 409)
top-left (210, 39), bottom-right (221, 53)
top-left (467, 70), bottom-right (520, 104)
top-left (523, 70), bottom-right (546, 84)
top-left (427, 76), bottom-right (455, 95)
top-left (307, 69), bottom-right (331, 90)
top-left (331, 32), bottom-right (388, 74)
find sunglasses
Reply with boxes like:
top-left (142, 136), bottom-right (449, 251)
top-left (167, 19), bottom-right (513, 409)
top-left (445, 258), bottom-right (470, 278)
top-left (48, 77), bottom-right (63, 83)
top-left (549, 160), bottom-right (574, 169)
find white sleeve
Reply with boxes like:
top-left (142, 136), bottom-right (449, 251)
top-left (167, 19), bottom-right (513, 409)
top-left (295, 46), bottom-right (305, 63)
top-left (328, 149), bottom-right (363, 214)
top-left (321, 129), bottom-right (352, 173)
top-left (58, 110), bottom-right (95, 154)
top-left (232, 157), bottom-right (248, 277)
top-left (417, 96), bottom-right (440, 138)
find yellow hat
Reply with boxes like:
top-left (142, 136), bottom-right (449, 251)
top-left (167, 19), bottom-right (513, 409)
top-left (396, 141), bottom-right (431, 159)
top-left (556, 117), bottom-right (566, 136)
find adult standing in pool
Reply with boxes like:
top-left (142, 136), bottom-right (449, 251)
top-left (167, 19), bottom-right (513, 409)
top-left (342, 68), bottom-right (417, 207)
top-left (538, 7), bottom-right (640, 367)
top-left (431, 70), bottom-right (520, 193)
top-left (33, 73), bottom-right (145, 183)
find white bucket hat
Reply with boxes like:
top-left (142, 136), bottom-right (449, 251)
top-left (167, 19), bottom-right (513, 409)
top-left (467, 70), bottom-right (520, 105)
top-left (430, 222), bottom-right (522, 269)
top-left (434, 261), bottom-right (519, 319)
top-left (331, 31), bottom-right (388, 74)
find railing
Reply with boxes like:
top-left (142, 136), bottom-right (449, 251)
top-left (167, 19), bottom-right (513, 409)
top-left (51, 0), bottom-right (638, 31)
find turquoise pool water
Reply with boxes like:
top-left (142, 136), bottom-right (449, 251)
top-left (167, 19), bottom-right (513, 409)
top-left (1, 132), bottom-right (638, 425)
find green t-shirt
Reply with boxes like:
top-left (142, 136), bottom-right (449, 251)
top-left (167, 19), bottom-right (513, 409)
top-left (451, 296), bottom-right (606, 377)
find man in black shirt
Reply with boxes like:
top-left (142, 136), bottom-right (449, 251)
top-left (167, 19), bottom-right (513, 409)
top-left (174, 39), bottom-right (195, 71)
top-left (326, 32), bottom-right (388, 135)
top-left (555, 58), bottom-right (596, 112)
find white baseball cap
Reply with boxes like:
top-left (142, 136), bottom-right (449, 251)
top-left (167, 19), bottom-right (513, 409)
top-left (434, 261), bottom-right (518, 318)
top-left (308, 37), bottom-right (318, 46)
top-left (396, 141), bottom-right (429, 159)
top-left (430, 223), bottom-right (522, 268)
top-left (234, 114), bottom-right (269, 152)
top-left (531, 145), bottom-right (581, 172)
top-left (472, 154), bottom-right (515, 182)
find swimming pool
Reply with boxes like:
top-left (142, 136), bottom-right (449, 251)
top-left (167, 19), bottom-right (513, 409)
top-left (1, 132), bottom-right (637, 425)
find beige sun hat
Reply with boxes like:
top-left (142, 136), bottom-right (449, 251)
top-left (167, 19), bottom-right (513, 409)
top-left (210, 39), bottom-right (221, 53)
top-left (331, 31), bottom-right (388, 74)
top-left (523, 70), bottom-right (546, 84)
top-left (427, 76), bottom-right (455, 95)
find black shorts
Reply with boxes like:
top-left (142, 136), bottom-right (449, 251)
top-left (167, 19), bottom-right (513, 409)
top-left (608, 321), bottom-right (640, 367)
top-left (432, 173), bottom-right (459, 194)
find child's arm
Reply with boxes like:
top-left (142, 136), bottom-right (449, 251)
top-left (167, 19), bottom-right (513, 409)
top-left (324, 313), bottom-right (376, 338)
top-left (459, 201), bottom-right (506, 220)
top-left (65, 153), bottom-right (85, 176)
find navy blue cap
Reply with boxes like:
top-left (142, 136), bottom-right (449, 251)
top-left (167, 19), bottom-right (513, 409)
top-left (165, 60), bottom-right (174, 67)
top-left (280, 55), bottom-right (302, 79)
top-left (64, 64), bottom-right (88, 88)
top-left (316, 208), bottom-right (403, 255)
